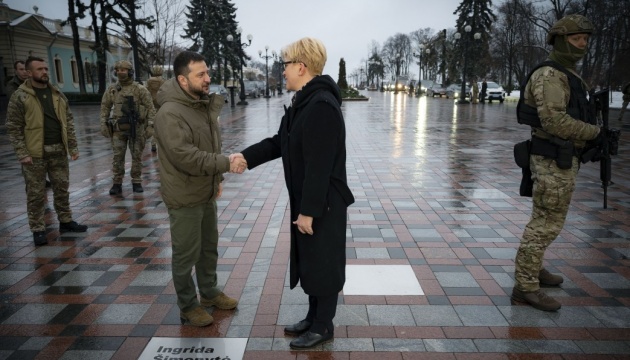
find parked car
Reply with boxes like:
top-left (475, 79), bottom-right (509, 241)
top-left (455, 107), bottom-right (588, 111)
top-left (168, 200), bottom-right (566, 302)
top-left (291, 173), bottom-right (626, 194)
top-left (445, 84), bottom-right (466, 99)
top-left (417, 80), bottom-right (434, 95)
top-left (243, 81), bottom-right (261, 98)
top-left (209, 84), bottom-right (228, 103)
top-left (480, 81), bottom-right (506, 103)
top-left (427, 83), bottom-right (446, 97)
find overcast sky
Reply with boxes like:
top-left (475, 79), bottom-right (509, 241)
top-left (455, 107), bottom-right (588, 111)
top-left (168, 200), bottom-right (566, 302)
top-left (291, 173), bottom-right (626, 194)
top-left (6, 0), bottom-right (468, 75)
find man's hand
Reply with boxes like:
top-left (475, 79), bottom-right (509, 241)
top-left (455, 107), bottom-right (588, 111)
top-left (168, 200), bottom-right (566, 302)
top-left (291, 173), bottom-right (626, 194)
top-left (71, 153), bottom-right (80, 161)
top-left (101, 123), bottom-right (112, 138)
top-left (293, 214), bottom-right (314, 235)
top-left (19, 156), bottom-right (33, 165)
top-left (217, 183), bottom-right (223, 198)
top-left (145, 125), bottom-right (154, 139)
top-left (229, 153), bottom-right (247, 174)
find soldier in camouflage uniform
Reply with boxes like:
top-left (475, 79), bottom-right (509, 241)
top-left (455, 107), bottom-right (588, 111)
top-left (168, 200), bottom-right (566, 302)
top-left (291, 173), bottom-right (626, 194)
top-left (146, 65), bottom-right (165, 152)
top-left (5, 60), bottom-right (28, 99)
top-left (100, 60), bottom-right (156, 195)
top-left (512, 15), bottom-right (601, 311)
top-left (6, 56), bottom-right (88, 246)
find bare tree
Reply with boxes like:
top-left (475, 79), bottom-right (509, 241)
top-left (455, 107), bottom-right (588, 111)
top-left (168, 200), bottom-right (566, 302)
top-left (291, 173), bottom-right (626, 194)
top-left (64, 0), bottom-right (88, 94)
top-left (138, 0), bottom-right (186, 69)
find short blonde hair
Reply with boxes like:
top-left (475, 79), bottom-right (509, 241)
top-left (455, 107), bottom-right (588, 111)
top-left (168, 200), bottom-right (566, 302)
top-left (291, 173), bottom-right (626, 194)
top-left (282, 37), bottom-right (327, 75)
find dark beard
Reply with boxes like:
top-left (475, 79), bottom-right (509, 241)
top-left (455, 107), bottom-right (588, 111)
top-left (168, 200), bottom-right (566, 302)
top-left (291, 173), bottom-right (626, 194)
top-left (189, 84), bottom-right (207, 98)
top-left (32, 75), bottom-right (49, 85)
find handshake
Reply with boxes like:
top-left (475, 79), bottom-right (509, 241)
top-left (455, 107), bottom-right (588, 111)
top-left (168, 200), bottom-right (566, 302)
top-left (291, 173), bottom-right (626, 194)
top-left (229, 153), bottom-right (247, 174)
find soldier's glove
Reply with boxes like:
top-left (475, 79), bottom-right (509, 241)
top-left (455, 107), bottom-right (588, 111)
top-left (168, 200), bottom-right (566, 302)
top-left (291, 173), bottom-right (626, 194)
top-left (145, 125), bottom-right (154, 139)
top-left (100, 123), bottom-right (112, 138)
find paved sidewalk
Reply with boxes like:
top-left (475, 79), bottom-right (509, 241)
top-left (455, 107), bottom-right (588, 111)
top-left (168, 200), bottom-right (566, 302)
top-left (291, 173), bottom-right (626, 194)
top-left (0, 92), bottom-right (629, 359)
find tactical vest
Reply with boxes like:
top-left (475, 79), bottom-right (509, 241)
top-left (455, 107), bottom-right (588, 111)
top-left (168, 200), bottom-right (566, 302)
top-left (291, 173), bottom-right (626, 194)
top-left (109, 83), bottom-right (146, 124)
top-left (517, 61), bottom-right (596, 128)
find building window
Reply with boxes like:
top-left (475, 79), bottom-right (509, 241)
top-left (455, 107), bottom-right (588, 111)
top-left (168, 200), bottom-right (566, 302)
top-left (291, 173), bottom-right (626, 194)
top-left (84, 61), bottom-right (92, 85)
top-left (71, 58), bottom-right (79, 83)
top-left (54, 58), bottom-right (64, 84)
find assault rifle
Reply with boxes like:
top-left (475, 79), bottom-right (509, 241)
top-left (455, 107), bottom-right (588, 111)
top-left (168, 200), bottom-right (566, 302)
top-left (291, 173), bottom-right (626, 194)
top-left (125, 95), bottom-right (138, 141)
top-left (590, 89), bottom-right (621, 209)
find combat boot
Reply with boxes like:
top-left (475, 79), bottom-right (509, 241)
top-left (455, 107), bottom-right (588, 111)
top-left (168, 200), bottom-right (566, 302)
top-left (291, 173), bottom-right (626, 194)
top-left (539, 268), bottom-right (564, 286)
top-left (109, 184), bottom-right (122, 195)
top-left (200, 292), bottom-right (238, 310)
top-left (132, 183), bottom-right (144, 193)
top-left (179, 306), bottom-right (213, 327)
top-left (512, 288), bottom-right (561, 311)
top-left (33, 231), bottom-right (47, 246)
top-left (60, 221), bottom-right (88, 233)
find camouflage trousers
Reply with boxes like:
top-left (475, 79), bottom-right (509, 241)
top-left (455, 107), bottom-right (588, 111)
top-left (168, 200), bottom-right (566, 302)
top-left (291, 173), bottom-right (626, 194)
top-left (514, 154), bottom-right (578, 292)
top-left (111, 127), bottom-right (146, 184)
top-left (22, 143), bottom-right (73, 232)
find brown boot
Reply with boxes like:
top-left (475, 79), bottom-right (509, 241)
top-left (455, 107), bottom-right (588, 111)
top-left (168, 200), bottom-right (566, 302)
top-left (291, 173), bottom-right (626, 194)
top-left (512, 288), bottom-right (561, 311)
top-left (180, 306), bottom-right (213, 326)
top-left (539, 268), bottom-right (564, 286)
top-left (200, 292), bottom-right (238, 310)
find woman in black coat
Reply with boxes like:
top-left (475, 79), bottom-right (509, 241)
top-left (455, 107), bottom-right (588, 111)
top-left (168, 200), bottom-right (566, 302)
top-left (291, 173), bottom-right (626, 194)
top-left (232, 37), bottom-right (354, 349)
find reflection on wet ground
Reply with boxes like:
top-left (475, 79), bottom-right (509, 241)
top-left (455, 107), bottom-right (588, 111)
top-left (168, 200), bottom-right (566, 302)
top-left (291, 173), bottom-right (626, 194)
top-left (0, 92), bottom-right (629, 358)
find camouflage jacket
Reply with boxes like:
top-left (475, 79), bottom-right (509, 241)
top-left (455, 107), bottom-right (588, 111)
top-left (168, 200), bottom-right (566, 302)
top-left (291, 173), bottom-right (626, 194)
top-left (99, 81), bottom-right (156, 128)
top-left (146, 76), bottom-right (165, 110)
top-left (6, 79), bottom-right (79, 160)
top-left (5, 76), bottom-right (24, 99)
top-left (524, 64), bottom-right (599, 148)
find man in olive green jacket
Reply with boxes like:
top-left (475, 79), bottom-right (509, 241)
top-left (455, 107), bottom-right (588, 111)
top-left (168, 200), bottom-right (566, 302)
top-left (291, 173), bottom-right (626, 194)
top-left (154, 51), bottom-right (245, 327)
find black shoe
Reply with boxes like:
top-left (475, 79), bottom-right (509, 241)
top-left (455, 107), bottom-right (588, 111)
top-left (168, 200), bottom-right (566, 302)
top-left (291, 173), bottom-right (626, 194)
top-left (33, 231), bottom-right (47, 246)
top-left (151, 144), bottom-right (157, 152)
top-left (284, 319), bottom-right (312, 336)
top-left (45, 180), bottom-right (52, 188)
top-left (60, 221), bottom-right (88, 233)
top-left (132, 183), bottom-right (144, 193)
top-left (289, 331), bottom-right (333, 350)
top-left (109, 184), bottom-right (122, 195)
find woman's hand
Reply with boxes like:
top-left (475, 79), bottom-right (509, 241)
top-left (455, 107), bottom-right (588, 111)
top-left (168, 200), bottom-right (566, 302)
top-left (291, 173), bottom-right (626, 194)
top-left (293, 214), bottom-right (313, 235)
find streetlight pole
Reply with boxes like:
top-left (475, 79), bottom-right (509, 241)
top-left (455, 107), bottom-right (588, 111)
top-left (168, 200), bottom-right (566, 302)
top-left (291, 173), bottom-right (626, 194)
top-left (455, 25), bottom-right (480, 105)
top-left (227, 27), bottom-right (253, 105)
top-left (259, 45), bottom-right (272, 98)
top-left (273, 51), bottom-right (283, 95)
top-left (413, 44), bottom-right (425, 95)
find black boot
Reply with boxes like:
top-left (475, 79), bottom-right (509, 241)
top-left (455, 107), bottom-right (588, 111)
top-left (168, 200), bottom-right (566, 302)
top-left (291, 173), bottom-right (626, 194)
top-left (289, 330), bottom-right (333, 349)
top-left (284, 319), bottom-right (312, 336)
top-left (109, 184), bottom-right (122, 195)
top-left (60, 221), bottom-right (88, 233)
top-left (33, 231), bottom-right (47, 246)
top-left (132, 183), bottom-right (144, 193)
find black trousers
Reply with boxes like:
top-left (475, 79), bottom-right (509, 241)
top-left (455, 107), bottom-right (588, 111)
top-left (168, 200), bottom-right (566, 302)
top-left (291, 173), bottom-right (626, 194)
top-left (305, 294), bottom-right (338, 335)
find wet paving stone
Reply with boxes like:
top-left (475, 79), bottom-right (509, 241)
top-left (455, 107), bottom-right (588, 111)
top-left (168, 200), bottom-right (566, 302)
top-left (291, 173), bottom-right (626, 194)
top-left (1, 92), bottom-right (629, 358)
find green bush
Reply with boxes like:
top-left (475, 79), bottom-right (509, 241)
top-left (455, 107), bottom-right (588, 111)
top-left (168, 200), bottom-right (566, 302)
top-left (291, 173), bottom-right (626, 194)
top-left (340, 88), bottom-right (366, 99)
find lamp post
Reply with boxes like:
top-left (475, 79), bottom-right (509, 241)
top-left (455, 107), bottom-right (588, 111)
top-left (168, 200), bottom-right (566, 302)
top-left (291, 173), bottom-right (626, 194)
top-left (227, 27), bottom-right (253, 105)
top-left (454, 25), bottom-right (481, 104)
top-left (259, 45), bottom-right (272, 98)
top-left (359, 68), bottom-right (365, 89)
top-left (413, 44), bottom-right (430, 95)
top-left (272, 51), bottom-right (283, 95)
top-left (413, 44), bottom-right (424, 86)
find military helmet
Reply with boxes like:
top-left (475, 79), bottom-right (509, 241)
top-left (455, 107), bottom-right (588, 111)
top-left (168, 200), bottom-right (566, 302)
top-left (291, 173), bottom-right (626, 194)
top-left (114, 60), bottom-right (133, 70)
top-left (151, 65), bottom-right (163, 76)
top-left (546, 14), bottom-right (594, 45)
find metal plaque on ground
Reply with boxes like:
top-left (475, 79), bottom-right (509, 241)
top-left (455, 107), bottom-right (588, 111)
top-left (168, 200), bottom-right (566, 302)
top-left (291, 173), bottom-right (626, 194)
top-left (138, 337), bottom-right (248, 360)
